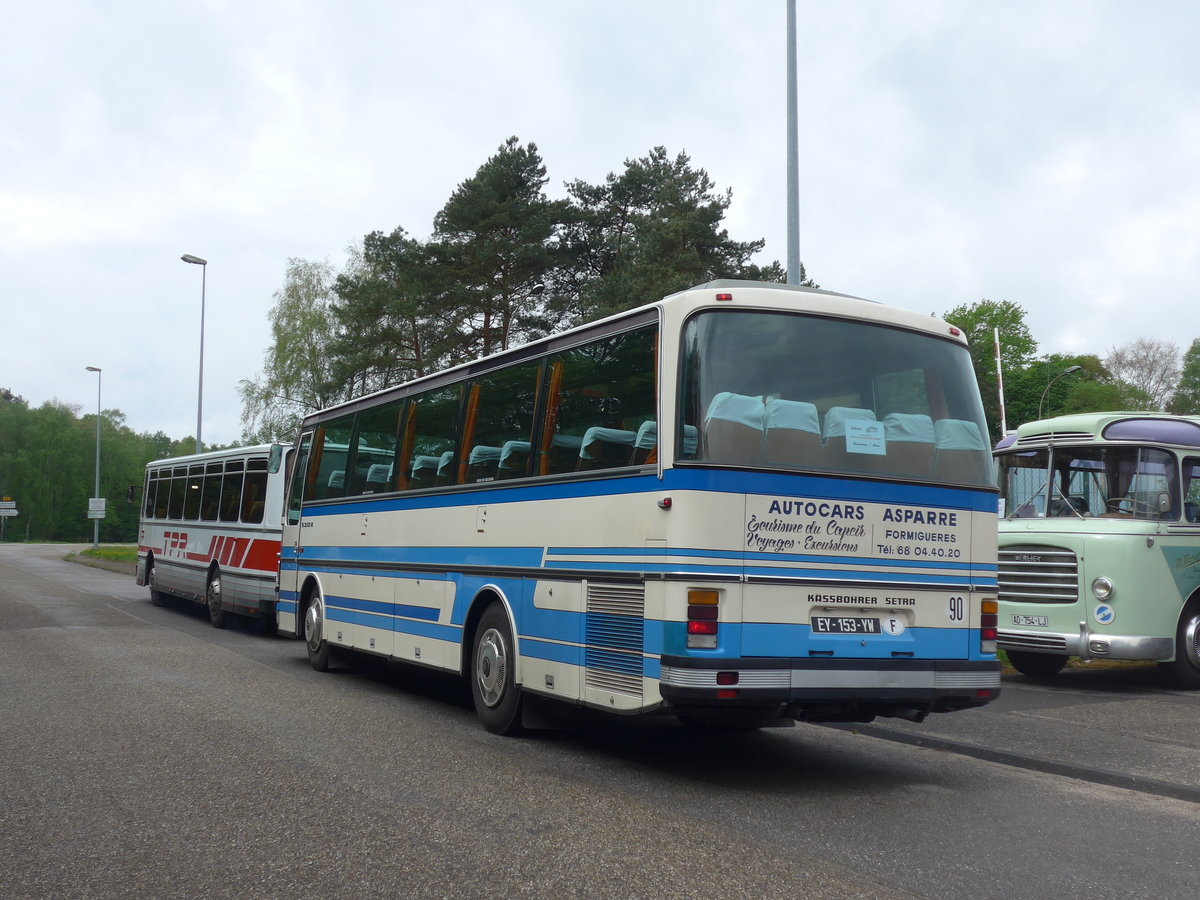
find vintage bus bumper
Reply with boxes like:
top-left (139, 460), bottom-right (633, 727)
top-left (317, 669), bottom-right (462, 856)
top-left (658, 656), bottom-right (1000, 722)
top-left (998, 628), bottom-right (1174, 661)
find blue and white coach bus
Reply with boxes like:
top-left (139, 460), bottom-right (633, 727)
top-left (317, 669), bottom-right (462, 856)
top-left (277, 280), bottom-right (1000, 733)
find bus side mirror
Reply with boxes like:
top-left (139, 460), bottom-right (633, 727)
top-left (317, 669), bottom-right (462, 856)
top-left (1158, 492), bottom-right (1171, 513)
top-left (268, 444), bottom-right (284, 474)
top-left (126, 485), bottom-right (137, 504)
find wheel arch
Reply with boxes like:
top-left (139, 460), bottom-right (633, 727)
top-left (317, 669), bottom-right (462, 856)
top-left (296, 573), bottom-right (324, 627)
top-left (461, 584), bottom-right (520, 683)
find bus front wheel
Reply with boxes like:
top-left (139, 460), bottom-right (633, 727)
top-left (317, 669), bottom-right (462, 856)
top-left (1163, 602), bottom-right (1200, 689)
top-left (1006, 650), bottom-right (1068, 678)
top-left (470, 603), bottom-right (523, 735)
top-left (206, 570), bottom-right (227, 629)
top-left (305, 593), bottom-right (333, 672)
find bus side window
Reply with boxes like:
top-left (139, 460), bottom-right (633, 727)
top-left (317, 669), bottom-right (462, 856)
top-left (200, 462), bottom-right (223, 521)
top-left (463, 362), bottom-right (541, 483)
top-left (287, 433), bottom-right (312, 525)
top-left (220, 462), bottom-right (244, 522)
top-left (167, 467), bottom-right (187, 519)
top-left (403, 385), bottom-right (462, 491)
top-left (242, 460), bottom-right (268, 523)
top-left (545, 326), bottom-right (657, 475)
top-left (1184, 458), bottom-right (1200, 523)
top-left (347, 400), bottom-right (404, 495)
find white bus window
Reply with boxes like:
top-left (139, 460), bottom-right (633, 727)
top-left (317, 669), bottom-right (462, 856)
top-left (167, 467), bottom-right (187, 519)
top-left (144, 470), bottom-right (160, 519)
top-left (219, 461), bottom-right (244, 522)
top-left (242, 459), bottom-right (269, 523)
top-left (200, 462), bottom-right (223, 521)
top-left (183, 465), bottom-right (204, 521)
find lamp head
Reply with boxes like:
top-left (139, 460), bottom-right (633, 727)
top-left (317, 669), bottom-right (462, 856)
top-left (181, 254), bottom-right (207, 266)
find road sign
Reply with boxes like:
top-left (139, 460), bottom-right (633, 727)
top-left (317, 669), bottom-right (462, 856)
top-left (0, 507), bottom-right (17, 518)
top-left (87, 498), bottom-right (106, 519)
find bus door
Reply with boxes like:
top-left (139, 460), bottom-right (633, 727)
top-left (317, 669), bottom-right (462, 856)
top-left (278, 432), bottom-right (313, 637)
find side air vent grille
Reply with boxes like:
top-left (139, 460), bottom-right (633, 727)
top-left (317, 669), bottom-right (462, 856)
top-left (585, 583), bottom-right (645, 696)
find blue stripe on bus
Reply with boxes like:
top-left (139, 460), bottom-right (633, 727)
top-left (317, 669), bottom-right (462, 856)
top-left (294, 466), bottom-right (997, 518)
top-left (326, 593), bottom-right (441, 622)
top-left (548, 545), bottom-right (999, 573)
top-left (281, 547), bottom-right (995, 583)
top-left (280, 545), bottom-right (545, 568)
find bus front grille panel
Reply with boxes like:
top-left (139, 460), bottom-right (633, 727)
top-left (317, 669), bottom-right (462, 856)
top-left (998, 545), bottom-right (1079, 603)
top-left (585, 584), bottom-right (645, 697)
top-left (997, 631), bottom-right (1069, 651)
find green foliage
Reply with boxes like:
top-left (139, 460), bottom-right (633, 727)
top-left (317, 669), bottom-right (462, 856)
top-left (1167, 338), bottom-right (1200, 414)
top-left (246, 139), bottom-right (799, 441)
top-left (941, 299), bottom-right (1038, 436)
top-left (238, 258), bottom-right (349, 443)
top-left (432, 137), bottom-right (572, 358)
top-left (564, 146), bottom-right (792, 321)
top-left (0, 390), bottom-right (193, 543)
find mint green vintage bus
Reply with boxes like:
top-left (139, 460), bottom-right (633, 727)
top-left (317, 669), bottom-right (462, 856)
top-left (995, 413), bottom-right (1200, 688)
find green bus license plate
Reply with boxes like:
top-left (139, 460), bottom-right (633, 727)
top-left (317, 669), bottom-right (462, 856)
top-left (812, 616), bottom-right (881, 634)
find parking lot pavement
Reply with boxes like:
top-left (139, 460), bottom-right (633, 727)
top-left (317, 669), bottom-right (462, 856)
top-left (833, 664), bottom-right (1200, 801)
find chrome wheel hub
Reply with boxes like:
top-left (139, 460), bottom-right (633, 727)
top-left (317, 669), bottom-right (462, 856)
top-left (475, 627), bottom-right (507, 708)
top-left (1184, 612), bottom-right (1200, 669)
top-left (305, 600), bottom-right (323, 652)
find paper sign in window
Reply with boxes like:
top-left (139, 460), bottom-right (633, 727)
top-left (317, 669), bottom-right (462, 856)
top-left (846, 419), bottom-right (886, 455)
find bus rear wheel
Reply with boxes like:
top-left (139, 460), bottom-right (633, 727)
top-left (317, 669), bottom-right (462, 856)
top-left (1163, 602), bottom-right (1200, 689)
top-left (305, 593), bottom-right (332, 672)
top-left (147, 563), bottom-right (167, 607)
top-left (1006, 650), bottom-right (1068, 678)
top-left (470, 603), bottom-right (523, 735)
top-left (206, 571), bottom-right (227, 629)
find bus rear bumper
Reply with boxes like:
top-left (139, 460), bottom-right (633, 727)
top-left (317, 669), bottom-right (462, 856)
top-left (658, 656), bottom-right (1001, 723)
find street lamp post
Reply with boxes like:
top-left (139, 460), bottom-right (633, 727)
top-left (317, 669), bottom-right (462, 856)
top-left (85, 366), bottom-right (101, 548)
top-left (1038, 365), bottom-right (1083, 419)
top-left (181, 254), bottom-right (207, 453)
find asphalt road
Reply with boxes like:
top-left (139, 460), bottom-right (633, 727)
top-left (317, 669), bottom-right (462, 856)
top-left (1, 543), bottom-right (1197, 899)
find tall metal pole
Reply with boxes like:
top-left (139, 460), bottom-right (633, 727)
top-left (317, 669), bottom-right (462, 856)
top-left (786, 0), bottom-right (801, 285)
top-left (86, 366), bottom-right (101, 548)
top-left (182, 254), bottom-right (208, 453)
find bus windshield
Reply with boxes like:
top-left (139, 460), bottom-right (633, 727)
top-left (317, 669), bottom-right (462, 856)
top-left (998, 445), bottom-right (1178, 520)
top-left (677, 309), bottom-right (992, 486)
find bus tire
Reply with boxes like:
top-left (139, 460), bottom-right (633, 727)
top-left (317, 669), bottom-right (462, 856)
top-left (205, 570), bottom-right (227, 629)
top-left (1006, 650), bottom-right (1067, 678)
top-left (305, 592), bottom-right (332, 672)
top-left (1163, 601), bottom-right (1200, 689)
top-left (470, 602), bottom-right (523, 735)
top-left (147, 562), bottom-right (167, 607)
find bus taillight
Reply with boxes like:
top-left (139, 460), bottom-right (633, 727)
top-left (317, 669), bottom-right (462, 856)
top-left (981, 599), bottom-right (998, 654)
top-left (687, 590), bottom-right (719, 649)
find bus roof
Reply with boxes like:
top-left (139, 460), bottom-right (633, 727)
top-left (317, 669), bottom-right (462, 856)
top-left (303, 279), bottom-right (970, 427)
top-left (145, 443), bottom-right (281, 469)
top-left (996, 412), bottom-right (1200, 451)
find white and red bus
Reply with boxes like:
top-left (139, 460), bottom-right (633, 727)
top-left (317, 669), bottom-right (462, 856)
top-left (136, 444), bottom-right (287, 627)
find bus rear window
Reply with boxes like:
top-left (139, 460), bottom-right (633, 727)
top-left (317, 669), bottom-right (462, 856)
top-left (677, 310), bottom-right (992, 486)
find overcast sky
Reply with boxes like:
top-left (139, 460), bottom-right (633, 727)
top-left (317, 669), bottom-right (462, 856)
top-left (4, 1), bottom-right (1199, 445)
